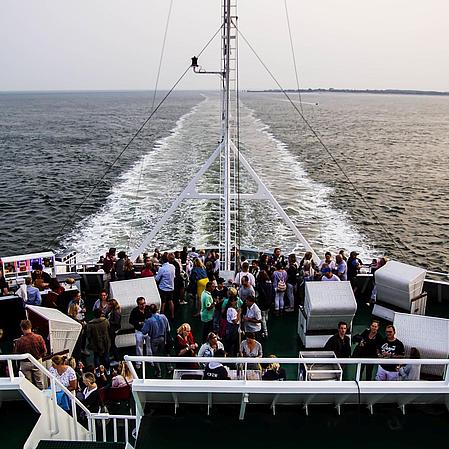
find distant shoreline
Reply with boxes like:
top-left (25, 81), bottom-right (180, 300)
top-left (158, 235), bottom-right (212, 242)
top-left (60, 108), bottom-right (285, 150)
top-left (1, 88), bottom-right (448, 97)
top-left (247, 88), bottom-right (449, 97)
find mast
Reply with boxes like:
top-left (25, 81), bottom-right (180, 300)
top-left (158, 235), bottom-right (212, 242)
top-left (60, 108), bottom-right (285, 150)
top-left (220, 0), bottom-right (237, 272)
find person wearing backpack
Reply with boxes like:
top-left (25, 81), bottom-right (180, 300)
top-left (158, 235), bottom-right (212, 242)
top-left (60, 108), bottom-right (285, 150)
top-left (272, 262), bottom-right (287, 315)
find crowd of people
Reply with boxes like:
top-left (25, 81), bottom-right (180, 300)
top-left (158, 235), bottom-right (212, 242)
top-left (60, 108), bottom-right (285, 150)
top-left (7, 245), bottom-right (417, 416)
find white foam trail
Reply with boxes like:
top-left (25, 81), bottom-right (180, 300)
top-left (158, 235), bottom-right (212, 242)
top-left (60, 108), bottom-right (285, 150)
top-left (238, 103), bottom-right (375, 261)
top-left (61, 94), bottom-right (375, 263)
top-left (61, 96), bottom-right (218, 262)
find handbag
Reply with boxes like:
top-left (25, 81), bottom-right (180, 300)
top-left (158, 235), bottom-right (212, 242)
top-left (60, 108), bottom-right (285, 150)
top-left (56, 390), bottom-right (71, 411)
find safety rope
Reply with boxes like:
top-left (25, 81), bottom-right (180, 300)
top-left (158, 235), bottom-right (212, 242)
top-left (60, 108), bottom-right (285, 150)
top-left (48, 23), bottom-right (224, 250)
top-left (284, 0), bottom-right (304, 114)
top-left (127, 0), bottom-right (174, 252)
top-left (236, 25), bottom-right (407, 259)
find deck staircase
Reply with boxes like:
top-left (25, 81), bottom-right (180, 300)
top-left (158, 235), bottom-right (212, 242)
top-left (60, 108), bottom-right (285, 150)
top-left (0, 354), bottom-right (137, 449)
top-left (0, 374), bottom-right (89, 449)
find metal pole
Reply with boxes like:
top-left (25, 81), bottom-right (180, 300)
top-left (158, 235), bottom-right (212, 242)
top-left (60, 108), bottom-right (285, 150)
top-left (223, 0), bottom-right (232, 271)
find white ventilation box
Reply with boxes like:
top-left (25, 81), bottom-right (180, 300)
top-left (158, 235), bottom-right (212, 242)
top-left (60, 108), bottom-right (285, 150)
top-left (303, 281), bottom-right (357, 331)
top-left (110, 277), bottom-right (161, 331)
top-left (298, 281), bottom-right (357, 348)
top-left (393, 312), bottom-right (449, 377)
top-left (375, 261), bottom-right (426, 310)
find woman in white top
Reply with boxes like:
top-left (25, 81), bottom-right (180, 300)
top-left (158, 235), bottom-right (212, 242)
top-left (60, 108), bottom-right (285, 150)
top-left (49, 355), bottom-right (77, 392)
top-left (80, 372), bottom-right (100, 413)
top-left (49, 355), bottom-right (77, 411)
top-left (240, 332), bottom-right (263, 370)
top-left (224, 296), bottom-right (240, 357)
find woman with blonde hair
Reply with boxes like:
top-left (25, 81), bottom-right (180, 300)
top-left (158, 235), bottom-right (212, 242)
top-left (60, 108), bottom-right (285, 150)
top-left (262, 354), bottom-right (287, 381)
top-left (175, 323), bottom-right (198, 368)
top-left (80, 372), bottom-right (100, 413)
top-left (68, 302), bottom-right (81, 321)
top-left (120, 360), bottom-right (134, 384)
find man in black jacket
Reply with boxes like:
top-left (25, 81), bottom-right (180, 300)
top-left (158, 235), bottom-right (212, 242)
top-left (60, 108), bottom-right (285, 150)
top-left (324, 322), bottom-right (351, 358)
top-left (129, 296), bottom-right (150, 368)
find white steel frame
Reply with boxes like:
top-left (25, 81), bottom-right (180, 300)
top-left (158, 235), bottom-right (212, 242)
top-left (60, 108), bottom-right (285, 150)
top-left (130, 0), bottom-right (319, 267)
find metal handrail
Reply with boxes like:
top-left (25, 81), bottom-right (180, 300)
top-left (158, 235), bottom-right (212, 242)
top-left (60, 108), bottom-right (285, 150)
top-left (125, 355), bottom-right (449, 385)
top-left (0, 353), bottom-right (91, 413)
top-left (124, 354), bottom-right (449, 366)
top-left (0, 353), bottom-right (137, 444)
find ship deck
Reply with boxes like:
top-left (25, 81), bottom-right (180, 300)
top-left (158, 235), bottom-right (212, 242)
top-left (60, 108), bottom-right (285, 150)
top-left (131, 287), bottom-right (449, 448)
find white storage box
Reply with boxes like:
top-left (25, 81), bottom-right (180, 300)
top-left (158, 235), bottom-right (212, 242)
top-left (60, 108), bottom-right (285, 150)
top-left (303, 281), bottom-right (357, 332)
top-left (375, 261), bottom-right (426, 310)
top-left (110, 277), bottom-right (161, 331)
top-left (26, 305), bottom-right (82, 356)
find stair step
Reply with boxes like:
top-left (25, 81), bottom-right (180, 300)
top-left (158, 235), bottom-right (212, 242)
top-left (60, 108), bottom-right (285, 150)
top-left (37, 441), bottom-right (126, 449)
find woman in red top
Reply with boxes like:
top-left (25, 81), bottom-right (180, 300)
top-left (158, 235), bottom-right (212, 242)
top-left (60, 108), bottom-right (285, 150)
top-left (175, 323), bottom-right (198, 368)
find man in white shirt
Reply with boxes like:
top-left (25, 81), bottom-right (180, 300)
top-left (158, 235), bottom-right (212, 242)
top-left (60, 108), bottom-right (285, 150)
top-left (234, 261), bottom-right (256, 287)
top-left (334, 254), bottom-right (347, 281)
top-left (243, 295), bottom-right (262, 338)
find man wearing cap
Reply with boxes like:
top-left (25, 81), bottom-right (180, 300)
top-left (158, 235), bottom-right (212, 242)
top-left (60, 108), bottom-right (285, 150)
top-left (321, 264), bottom-right (341, 282)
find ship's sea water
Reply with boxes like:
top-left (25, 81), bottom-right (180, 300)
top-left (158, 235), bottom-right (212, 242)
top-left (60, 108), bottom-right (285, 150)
top-left (0, 90), bottom-right (448, 273)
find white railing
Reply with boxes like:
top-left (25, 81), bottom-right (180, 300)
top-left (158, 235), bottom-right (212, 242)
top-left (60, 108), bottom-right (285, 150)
top-left (125, 354), bottom-right (449, 382)
top-left (90, 414), bottom-right (137, 446)
top-left (0, 354), bottom-right (137, 446)
top-left (124, 355), bottom-right (449, 418)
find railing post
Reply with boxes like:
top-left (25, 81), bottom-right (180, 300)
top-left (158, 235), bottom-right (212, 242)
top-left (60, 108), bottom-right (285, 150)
top-left (7, 360), bottom-right (14, 381)
top-left (124, 418), bottom-right (129, 444)
top-left (50, 377), bottom-right (60, 436)
top-left (355, 362), bottom-right (361, 381)
top-left (71, 392), bottom-right (78, 440)
top-left (444, 362), bottom-right (449, 384)
top-left (87, 417), bottom-right (94, 441)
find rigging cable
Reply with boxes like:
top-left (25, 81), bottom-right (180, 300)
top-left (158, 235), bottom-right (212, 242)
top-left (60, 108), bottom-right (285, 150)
top-left (284, 0), bottom-right (304, 114)
top-left (48, 23), bottom-right (225, 250)
top-left (235, 25), bottom-right (407, 259)
top-left (285, 0), bottom-right (323, 250)
top-left (127, 0), bottom-right (174, 252)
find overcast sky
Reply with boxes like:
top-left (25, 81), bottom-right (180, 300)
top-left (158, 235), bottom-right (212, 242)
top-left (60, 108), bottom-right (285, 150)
top-left (1, 0), bottom-right (448, 92)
